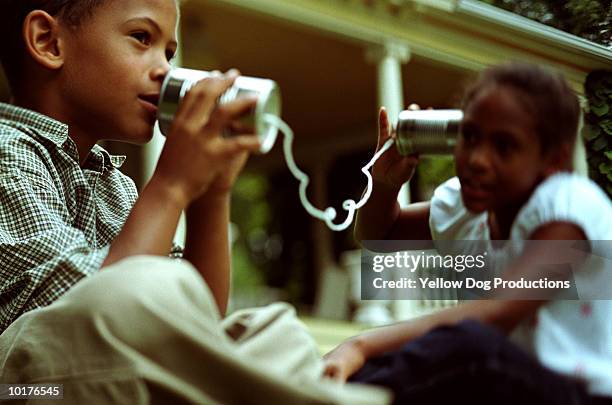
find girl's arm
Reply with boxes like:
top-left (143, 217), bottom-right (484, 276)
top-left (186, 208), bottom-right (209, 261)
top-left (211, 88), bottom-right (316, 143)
top-left (325, 221), bottom-right (587, 381)
top-left (324, 299), bottom-right (543, 382)
top-left (354, 107), bottom-right (431, 243)
top-left (354, 188), bottom-right (431, 242)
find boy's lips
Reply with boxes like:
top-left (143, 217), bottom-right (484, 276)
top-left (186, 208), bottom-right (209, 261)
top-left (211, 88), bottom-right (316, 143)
top-left (138, 94), bottom-right (159, 116)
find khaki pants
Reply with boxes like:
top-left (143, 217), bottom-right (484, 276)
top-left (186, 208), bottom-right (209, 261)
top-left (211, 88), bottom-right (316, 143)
top-left (0, 256), bottom-right (389, 404)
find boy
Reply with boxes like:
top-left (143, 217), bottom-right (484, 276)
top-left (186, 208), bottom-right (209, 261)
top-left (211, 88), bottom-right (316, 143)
top-left (0, 0), bottom-right (262, 327)
top-left (0, 0), bottom-right (323, 403)
top-left (0, 2), bottom-right (391, 403)
top-left (0, 0), bottom-right (267, 325)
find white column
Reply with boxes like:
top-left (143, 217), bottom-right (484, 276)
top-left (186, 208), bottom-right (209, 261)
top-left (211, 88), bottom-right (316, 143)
top-left (365, 42), bottom-right (419, 321)
top-left (141, 128), bottom-right (165, 187)
top-left (142, 23), bottom-right (187, 247)
top-left (366, 41), bottom-right (411, 207)
top-left (573, 112), bottom-right (588, 176)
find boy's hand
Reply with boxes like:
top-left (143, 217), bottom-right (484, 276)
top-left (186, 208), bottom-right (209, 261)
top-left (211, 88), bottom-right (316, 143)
top-left (205, 108), bottom-right (258, 195)
top-left (154, 70), bottom-right (260, 206)
top-left (205, 149), bottom-right (250, 195)
top-left (322, 339), bottom-right (366, 383)
top-left (371, 106), bottom-right (420, 191)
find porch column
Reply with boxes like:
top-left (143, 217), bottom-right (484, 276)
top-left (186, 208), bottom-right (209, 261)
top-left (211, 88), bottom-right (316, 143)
top-left (142, 27), bottom-right (187, 247)
top-left (366, 41), bottom-right (411, 206)
top-left (365, 42), bottom-right (419, 321)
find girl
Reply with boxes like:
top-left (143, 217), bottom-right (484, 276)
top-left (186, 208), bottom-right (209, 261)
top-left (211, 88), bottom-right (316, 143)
top-left (324, 62), bottom-right (612, 404)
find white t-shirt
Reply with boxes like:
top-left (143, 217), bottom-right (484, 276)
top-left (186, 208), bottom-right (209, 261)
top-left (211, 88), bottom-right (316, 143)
top-left (429, 173), bottom-right (612, 396)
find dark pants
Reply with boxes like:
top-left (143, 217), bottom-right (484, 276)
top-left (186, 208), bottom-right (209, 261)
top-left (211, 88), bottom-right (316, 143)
top-left (350, 320), bottom-right (612, 405)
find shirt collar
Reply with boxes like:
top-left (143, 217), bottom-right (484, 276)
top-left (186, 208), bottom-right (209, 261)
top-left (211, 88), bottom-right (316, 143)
top-left (0, 102), bottom-right (68, 146)
top-left (0, 103), bottom-right (127, 170)
top-left (86, 144), bottom-right (127, 170)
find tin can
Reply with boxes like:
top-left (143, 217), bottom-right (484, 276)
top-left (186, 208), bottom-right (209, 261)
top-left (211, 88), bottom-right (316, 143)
top-left (395, 109), bottom-right (464, 155)
top-left (158, 68), bottom-right (282, 154)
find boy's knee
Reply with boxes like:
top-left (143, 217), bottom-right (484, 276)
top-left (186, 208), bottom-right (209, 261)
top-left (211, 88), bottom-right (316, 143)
top-left (71, 256), bottom-right (198, 299)
top-left (58, 256), bottom-right (220, 334)
top-left (1, 257), bottom-right (222, 382)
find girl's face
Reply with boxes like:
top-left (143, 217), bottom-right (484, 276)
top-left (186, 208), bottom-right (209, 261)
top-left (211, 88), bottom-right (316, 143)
top-left (455, 84), bottom-right (550, 215)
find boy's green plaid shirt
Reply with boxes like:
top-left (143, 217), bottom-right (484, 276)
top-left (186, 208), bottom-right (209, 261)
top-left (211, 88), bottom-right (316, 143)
top-left (0, 103), bottom-right (142, 332)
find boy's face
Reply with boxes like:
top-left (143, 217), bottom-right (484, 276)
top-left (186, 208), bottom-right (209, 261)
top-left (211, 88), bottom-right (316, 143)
top-left (59, 0), bottom-right (178, 143)
top-left (454, 84), bottom-right (547, 215)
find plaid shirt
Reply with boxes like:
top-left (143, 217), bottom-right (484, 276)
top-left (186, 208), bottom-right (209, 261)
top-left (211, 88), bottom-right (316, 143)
top-left (0, 103), bottom-right (140, 332)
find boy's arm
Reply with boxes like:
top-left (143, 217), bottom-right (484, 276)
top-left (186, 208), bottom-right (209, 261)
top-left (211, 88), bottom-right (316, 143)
top-left (182, 102), bottom-right (254, 316)
top-left (183, 193), bottom-right (232, 315)
top-left (102, 175), bottom-right (185, 267)
top-left (103, 72), bottom-right (260, 317)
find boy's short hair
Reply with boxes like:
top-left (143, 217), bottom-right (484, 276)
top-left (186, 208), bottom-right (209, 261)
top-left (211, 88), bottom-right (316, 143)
top-left (462, 62), bottom-right (581, 156)
top-left (1, 0), bottom-right (108, 90)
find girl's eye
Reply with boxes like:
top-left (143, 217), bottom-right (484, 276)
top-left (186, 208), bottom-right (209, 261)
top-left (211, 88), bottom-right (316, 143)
top-left (461, 128), bottom-right (477, 144)
top-left (495, 138), bottom-right (515, 156)
top-left (131, 32), bottom-right (151, 46)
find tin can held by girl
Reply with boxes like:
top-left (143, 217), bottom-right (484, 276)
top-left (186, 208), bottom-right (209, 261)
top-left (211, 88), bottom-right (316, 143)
top-left (157, 68), bottom-right (282, 154)
top-left (394, 109), bottom-right (464, 155)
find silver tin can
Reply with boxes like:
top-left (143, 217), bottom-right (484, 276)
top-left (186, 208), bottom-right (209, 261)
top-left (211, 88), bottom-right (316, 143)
top-left (395, 109), bottom-right (464, 155)
top-left (158, 68), bottom-right (282, 154)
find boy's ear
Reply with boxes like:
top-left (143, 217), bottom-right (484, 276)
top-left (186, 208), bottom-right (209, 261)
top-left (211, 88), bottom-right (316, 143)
top-left (23, 10), bottom-right (65, 70)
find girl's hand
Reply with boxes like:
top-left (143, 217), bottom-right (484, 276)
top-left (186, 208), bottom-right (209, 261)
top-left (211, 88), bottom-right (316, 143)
top-left (322, 339), bottom-right (366, 383)
top-left (371, 106), bottom-right (420, 191)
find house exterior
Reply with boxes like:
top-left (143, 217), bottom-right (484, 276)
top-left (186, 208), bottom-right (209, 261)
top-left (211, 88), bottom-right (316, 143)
top-left (151, 0), bottom-right (610, 317)
top-left (2, 0), bottom-right (608, 318)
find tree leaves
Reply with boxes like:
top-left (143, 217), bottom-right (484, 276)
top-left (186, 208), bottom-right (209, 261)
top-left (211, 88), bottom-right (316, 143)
top-left (584, 70), bottom-right (612, 198)
top-left (591, 103), bottom-right (609, 117)
top-left (600, 119), bottom-right (612, 135)
top-left (479, 0), bottom-right (611, 46)
top-left (599, 162), bottom-right (612, 175)
top-left (592, 135), bottom-right (609, 151)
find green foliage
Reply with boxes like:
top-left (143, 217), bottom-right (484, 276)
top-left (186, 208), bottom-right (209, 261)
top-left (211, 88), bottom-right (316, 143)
top-left (478, 0), bottom-right (611, 46)
top-left (415, 156), bottom-right (456, 201)
top-left (230, 174), bottom-right (270, 293)
top-left (584, 70), bottom-right (612, 198)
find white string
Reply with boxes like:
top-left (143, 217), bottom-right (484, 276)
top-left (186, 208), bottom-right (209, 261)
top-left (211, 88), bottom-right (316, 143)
top-left (263, 114), bottom-right (395, 232)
